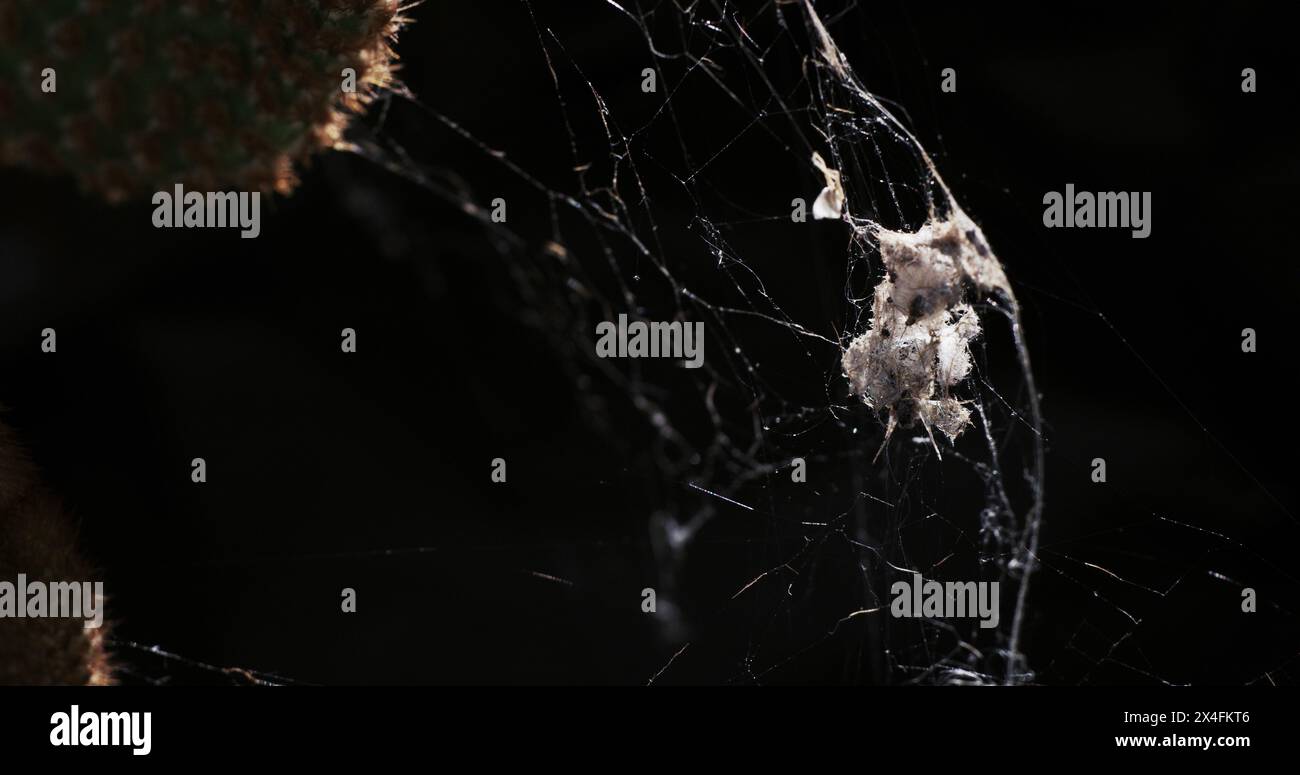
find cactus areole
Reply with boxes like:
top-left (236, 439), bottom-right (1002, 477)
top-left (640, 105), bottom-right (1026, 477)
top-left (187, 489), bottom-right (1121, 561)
top-left (0, 0), bottom-right (404, 202)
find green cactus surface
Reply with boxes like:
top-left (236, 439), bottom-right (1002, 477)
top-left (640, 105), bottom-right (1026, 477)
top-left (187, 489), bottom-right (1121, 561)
top-left (0, 0), bottom-right (404, 201)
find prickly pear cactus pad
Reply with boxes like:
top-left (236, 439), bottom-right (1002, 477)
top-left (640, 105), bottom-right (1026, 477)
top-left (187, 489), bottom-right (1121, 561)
top-left (0, 0), bottom-right (404, 202)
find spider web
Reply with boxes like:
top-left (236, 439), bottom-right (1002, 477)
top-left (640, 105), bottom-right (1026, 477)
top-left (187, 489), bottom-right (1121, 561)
top-left (352, 0), bottom-right (1051, 686)
top-left (110, 0), bottom-right (1300, 686)
top-left (334, 0), bottom-right (1300, 687)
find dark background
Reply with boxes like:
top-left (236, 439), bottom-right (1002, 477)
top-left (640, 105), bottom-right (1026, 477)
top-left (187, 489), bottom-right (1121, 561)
top-left (0, 0), bottom-right (1295, 684)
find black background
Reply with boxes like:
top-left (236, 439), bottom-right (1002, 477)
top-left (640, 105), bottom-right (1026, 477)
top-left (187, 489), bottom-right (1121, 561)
top-left (0, 0), bottom-right (1295, 684)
